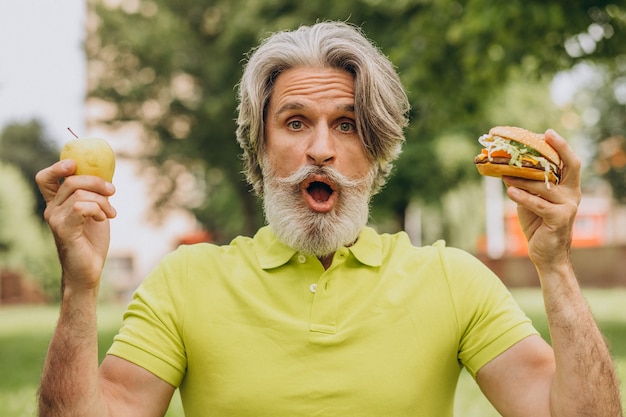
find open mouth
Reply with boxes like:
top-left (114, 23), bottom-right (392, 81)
top-left (301, 175), bottom-right (337, 212)
top-left (307, 181), bottom-right (334, 203)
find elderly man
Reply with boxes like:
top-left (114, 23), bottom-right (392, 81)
top-left (36, 21), bottom-right (621, 416)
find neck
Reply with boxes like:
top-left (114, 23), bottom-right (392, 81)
top-left (318, 253), bottom-right (334, 270)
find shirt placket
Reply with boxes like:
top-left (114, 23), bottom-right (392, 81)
top-left (307, 248), bottom-right (349, 336)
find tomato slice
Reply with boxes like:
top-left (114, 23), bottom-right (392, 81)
top-left (481, 149), bottom-right (510, 158)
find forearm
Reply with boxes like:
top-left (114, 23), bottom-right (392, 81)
top-left (39, 282), bottom-right (109, 417)
top-left (539, 262), bottom-right (622, 416)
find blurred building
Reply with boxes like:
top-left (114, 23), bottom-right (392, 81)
top-left (478, 178), bottom-right (626, 287)
top-left (503, 194), bottom-right (626, 256)
top-left (87, 121), bottom-right (202, 301)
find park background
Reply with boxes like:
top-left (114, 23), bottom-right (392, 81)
top-left (1, 0), bottom-right (625, 415)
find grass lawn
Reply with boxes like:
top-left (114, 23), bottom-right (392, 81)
top-left (1, 289), bottom-right (624, 416)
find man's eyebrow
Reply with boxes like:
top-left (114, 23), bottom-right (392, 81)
top-left (273, 102), bottom-right (356, 119)
top-left (340, 104), bottom-right (355, 114)
top-left (274, 102), bottom-right (305, 119)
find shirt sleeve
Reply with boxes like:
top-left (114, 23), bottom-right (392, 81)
top-left (436, 243), bottom-right (539, 378)
top-left (107, 246), bottom-right (189, 387)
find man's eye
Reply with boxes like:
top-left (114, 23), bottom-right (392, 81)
top-left (338, 121), bottom-right (355, 132)
top-left (287, 120), bottom-right (303, 130)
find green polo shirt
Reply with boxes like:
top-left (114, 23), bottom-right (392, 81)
top-left (108, 226), bottom-right (537, 416)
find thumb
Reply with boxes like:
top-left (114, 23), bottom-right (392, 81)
top-left (35, 159), bottom-right (76, 202)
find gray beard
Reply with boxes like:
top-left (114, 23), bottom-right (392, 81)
top-left (262, 163), bottom-right (374, 258)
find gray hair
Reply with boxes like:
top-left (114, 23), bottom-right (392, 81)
top-left (236, 21), bottom-right (410, 196)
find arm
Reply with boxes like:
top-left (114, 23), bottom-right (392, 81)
top-left (477, 130), bottom-right (622, 416)
top-left (36, 161), bottom-right (174, 416)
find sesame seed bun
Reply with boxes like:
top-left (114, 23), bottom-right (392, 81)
top-left (488, 126), bottom-right (561, 166)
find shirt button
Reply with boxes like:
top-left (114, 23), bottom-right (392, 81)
top-left (298, 254), bottom-right (307, 263)
top-left (309, 283), bottom-right (317, 293)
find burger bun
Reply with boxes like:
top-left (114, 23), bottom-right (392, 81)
top-left (488, 126), bottom-right (561, 166)
top-left (476, 159), bottom-right (559, 184)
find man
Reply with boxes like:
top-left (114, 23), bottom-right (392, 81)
top-left (36, 21), bottom-right (621, 416)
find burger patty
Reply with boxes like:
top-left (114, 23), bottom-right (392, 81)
top-left (474, 155), bottom-right (561, 176)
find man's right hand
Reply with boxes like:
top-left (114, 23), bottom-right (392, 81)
top-left (36, 159), bottom-right (117, 293)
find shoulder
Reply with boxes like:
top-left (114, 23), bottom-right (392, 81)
top-left (377, 230), bottom-right (484, 272)
top-left (166, 232), bottom-right (257, 264)
top-left (378, 234), bottom-right (506, 305)
top-left (141, 238), bottom-right (252, 292)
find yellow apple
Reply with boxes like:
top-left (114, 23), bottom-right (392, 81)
top-left (60, 137), bottom-right (116, 182)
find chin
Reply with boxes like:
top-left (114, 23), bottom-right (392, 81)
top-left (261, 162), bottom-right (374, 255)
top-left (267, 202), bottom-right (366, 257)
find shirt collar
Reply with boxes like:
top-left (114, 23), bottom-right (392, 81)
top-left (348, 226), bottom-right (383, 267)
top-left (254, 226), bottom-right (382, 269)
top-left (254, 226), bottom-right (297, 269)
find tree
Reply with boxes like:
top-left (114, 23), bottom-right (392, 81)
top-left (547, 4), bottom-right (626, 201)
top-left (562, 62), bottom-right (626, 201)
top-left (0, 162), bottom-right (61, 300)
top-left (366, 0), bottom-right (624, 228)
top-left (0, 120), bottom-right (60, 219)
top-left (86, 0), bottom-right (625, 240)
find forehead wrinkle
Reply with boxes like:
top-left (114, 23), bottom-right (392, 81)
top-left (280, 79), bottom-right (354, 97)
top-left (273, 101), bottom-right (355, 122)
top-left (269, 68), bottom-right (356, 121)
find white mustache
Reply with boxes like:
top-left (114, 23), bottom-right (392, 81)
top-left (262, 162), bottom-right (373, 257)
top-left (275, 165), bottom-right (372, 191)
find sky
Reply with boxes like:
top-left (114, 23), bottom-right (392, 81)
top-left (0, 0), bottom-right (86, 145)
top-left (0, 1), bottom-right (197, 283)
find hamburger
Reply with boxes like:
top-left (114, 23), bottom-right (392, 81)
top-left (474, 126), bottom-right (562, 187)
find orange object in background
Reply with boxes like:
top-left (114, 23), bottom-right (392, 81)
top-left (501, 196), bottom-right (609, 257)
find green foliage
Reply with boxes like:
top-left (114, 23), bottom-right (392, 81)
top-left (86, 0), bottom-right (626, 239)
top-left (568, 62), bottom-right (626, 201)
top-left (0, 304), bottom-right (124, 417)
top-left (0, 121), bottom-right (61, 299)
top-left (549, 4), bottom-right (626, 200)
top-left (0, 162), bottom-right (60, 300)
top-left (0, 120), bottom-right (60, 219)
top-left (368, 0), bottom-right (622, 225)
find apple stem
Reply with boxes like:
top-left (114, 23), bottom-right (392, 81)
top-left (67, 127), bottom-right (79, 139)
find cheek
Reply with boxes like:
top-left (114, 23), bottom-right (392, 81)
top-left (265, 146), bottom-right (301, 177)
top-left (344, 144), bottom-right (374, 177)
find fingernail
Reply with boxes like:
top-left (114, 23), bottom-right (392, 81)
top-left (61, 159), bottom-right (73, 169)
top-left (547, 129), bottom-right (563, 140)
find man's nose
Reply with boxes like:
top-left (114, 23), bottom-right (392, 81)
top-left (306, 125), bottom-right (335, 165)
